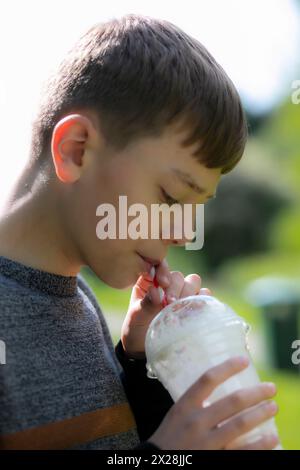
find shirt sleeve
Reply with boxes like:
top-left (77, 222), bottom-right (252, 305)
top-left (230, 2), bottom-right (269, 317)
top-left (114, 339), bottom-right (174, 443)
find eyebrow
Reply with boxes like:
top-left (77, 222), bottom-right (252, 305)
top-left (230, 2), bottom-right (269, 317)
top-left (171, 168), bottom-right (216, 199)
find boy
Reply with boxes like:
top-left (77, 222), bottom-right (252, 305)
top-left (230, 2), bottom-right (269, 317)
top-left (0, 14), bottom-right (278, 450)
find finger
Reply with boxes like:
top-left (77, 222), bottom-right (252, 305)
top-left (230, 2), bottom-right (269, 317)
top-left (165, 271), bottom-right (185, 303)
top-left (130, 282), bottom-right (163, 313)
top-left (154, 259), bottom-right (171, 288)
top-left (136, 285), bottom-right (166, 317)
top-left (215, 400), bottom-right (279, 449)
top-left (179, 274), bottom-right (202, 298)
top-left (177, 356), bottom-right (249, 410)
top-left (204, 382), bottom-right (277, 429)
top-left (233, 434), bottom-right (279, 450)
top-left (130, 260), bottom-right (168, 303)
top-left (199, 287), bottom-right (213, 296)
top-left (130, 273), bottom-right (156, 304)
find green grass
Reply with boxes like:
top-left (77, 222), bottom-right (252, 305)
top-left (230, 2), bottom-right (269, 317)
top-left (81, 267), bottom-right (131, 311)
top-left (258, 368), bottom-right (300, 450)
top-left (217, 252), bottom-right (300, 289)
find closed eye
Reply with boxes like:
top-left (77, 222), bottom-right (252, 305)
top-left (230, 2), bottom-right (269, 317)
top-left (160, 187), bottom-right (180, 206)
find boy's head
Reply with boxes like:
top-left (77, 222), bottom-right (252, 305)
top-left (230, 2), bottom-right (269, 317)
top-left (25, 14), bottom-right (247, 288)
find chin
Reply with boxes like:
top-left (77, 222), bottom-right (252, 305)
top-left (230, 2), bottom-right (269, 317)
top-left (109, 278), bottom-right (135, 289)
top-left (115, 269), bottom-right (143, 289)
top-left (95, 270), bottom-right (137, 290)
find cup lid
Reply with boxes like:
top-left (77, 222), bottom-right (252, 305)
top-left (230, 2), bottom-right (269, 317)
top-left (145, 295), bottom-right (248, 361)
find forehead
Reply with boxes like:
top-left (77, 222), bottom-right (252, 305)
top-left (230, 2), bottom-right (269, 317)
top-left (137, 123), bottom-right (222, 193)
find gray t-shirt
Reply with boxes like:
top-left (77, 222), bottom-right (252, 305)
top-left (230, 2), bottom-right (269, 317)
top-left (0, 255), bottom-right (141, 449)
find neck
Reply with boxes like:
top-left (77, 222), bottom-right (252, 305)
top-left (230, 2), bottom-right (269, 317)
top-left (0, 169), bottom-right (83, 276)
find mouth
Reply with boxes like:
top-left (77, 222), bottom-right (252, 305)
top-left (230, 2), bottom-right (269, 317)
top-left (136, 252), bottom-right (162, 273)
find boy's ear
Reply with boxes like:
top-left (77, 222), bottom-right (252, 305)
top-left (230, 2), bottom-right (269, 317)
top-left (51, 113), bottom-right (96, 183)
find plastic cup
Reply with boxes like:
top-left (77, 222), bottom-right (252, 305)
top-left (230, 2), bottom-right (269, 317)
top-left (145, 295), bottom-right (282, 449)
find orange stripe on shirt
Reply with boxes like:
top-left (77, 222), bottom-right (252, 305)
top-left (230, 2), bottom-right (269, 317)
top-left (0, 402), bottom-right (137, 450)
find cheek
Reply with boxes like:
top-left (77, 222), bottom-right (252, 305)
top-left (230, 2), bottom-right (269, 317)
top-left (85, 239), bottom-right (141, 288)
top-left (105, 156), bottom-right (152, 206)
top-left (74, 157), bottom-right (154, 255)
top-left (80, 192), bottom-right (140, 263)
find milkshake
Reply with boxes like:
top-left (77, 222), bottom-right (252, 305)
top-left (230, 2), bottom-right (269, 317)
top-left (145, 295), bottom-right (281, 449)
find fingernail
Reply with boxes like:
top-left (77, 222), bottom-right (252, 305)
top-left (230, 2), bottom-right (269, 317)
top-left (267, 402), bottom-right (278, 414)
top-left (158, 287), bottom-right (164, 303)
top-left (262, 382), bottom-right (276, 394)
top-left (149, 266), bottom-right (155, 280)
top-left (200, 288), bottom-right (211, 295)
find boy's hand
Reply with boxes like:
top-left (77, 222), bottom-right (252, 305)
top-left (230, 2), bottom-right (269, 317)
top-left (121, 259), bottom-right (211, 359)
top-left (148, 357), bottom-right (279, 450)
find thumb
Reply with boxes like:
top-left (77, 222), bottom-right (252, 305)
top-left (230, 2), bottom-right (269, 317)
top-left (130, 272), bottom-right (165, 304)
top-left (129, 274), bottom-right (164, 313)
top-left (140, 285), bottom-right (165, 311)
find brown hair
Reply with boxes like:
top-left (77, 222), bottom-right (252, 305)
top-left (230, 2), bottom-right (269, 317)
top-left (30, 14), bottom-right (248, 174)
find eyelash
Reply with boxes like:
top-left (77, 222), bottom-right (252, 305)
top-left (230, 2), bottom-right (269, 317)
top-left (160, 187), bottom-right (179, 206)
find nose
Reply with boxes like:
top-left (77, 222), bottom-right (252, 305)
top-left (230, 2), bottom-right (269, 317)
top-left (160, 207), bottom-right (197, 247)
top-left (172, 238), bottom-right (188, 246)
top-left (162, 234), bottom-right (192, 247)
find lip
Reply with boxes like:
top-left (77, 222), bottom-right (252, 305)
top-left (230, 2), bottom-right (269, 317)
top-left (140, 255), bottom-right (161, 266)
top-left (136, 252), bottom-right (162, 273)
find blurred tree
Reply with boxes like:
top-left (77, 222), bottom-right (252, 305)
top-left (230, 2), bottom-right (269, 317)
top-left (246, 110), bottom-right (271, 135)
top-left (199, 173), bottom-right (288, 273)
